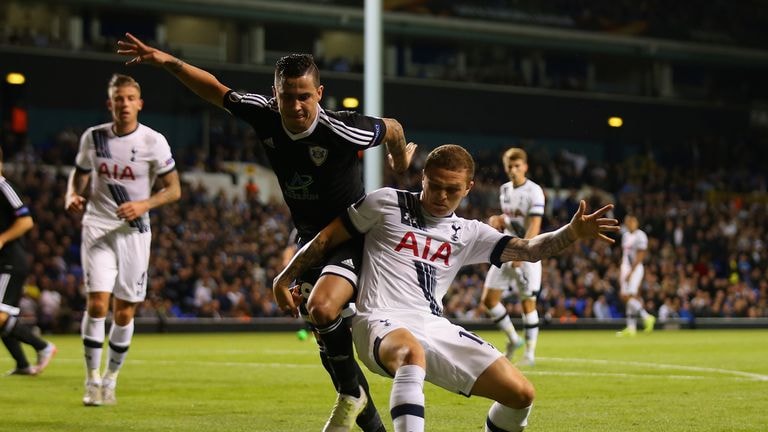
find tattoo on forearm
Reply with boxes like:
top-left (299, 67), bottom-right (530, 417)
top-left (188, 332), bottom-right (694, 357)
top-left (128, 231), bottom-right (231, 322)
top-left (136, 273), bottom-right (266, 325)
top-left (501, 225), bottom-right (576, 263)
top-left (284, 238), bottom-right (329, 282)
top-left (167, 58), bottom-right (185, 73)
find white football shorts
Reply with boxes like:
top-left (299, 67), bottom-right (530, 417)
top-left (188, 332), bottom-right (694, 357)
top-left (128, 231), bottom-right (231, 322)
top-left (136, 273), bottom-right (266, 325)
top-left (484, 260), bottom-right (542, 299)
top-left (620, 263), bottom-right (644, 296)
top-left (352, 309), bottom-right (503, 397)
top-left (81, 225), bottom-right (151, 303)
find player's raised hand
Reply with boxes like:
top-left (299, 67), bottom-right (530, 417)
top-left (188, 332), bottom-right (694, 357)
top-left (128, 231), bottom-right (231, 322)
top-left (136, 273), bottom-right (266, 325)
top-left (569, 200), bottom-right (619, 243)
top-left (387, 142), bottom-right (418, 172)
top-left (117, 32), bottom-right (172, 67)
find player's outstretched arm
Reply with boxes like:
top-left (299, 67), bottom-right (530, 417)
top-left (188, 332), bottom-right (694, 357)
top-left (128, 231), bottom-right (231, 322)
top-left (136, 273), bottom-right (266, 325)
top-left (500, 200), bottom-right (618, 263)
top-left (382, 118), bottom-right (417, 173)
top-left (117, 32), bottom-right (230, 108)
top-left (272, 218), bottom-right (352, 317)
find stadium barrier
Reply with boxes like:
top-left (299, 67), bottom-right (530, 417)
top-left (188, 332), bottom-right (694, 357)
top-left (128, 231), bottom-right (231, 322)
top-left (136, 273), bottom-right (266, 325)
top-left (132, 316), bottom-right (768, 333)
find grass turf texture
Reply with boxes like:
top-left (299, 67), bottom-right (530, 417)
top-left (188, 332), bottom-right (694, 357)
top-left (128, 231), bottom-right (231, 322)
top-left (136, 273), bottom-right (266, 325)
top-left (2, 329), bottom-right (767, 431)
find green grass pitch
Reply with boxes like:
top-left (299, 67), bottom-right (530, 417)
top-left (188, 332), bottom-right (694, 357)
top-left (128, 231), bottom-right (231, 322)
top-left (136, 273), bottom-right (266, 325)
top-left (2, 329), bottom-right (767, 431)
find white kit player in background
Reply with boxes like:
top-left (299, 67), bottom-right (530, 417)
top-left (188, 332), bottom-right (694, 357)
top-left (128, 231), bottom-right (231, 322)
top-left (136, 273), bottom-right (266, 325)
top-left (617, 215), bottom-right (656, 336)
top-left (274, 145), bottom-right (619, 432)
top-left (65, 74), bottom-right (181, 406)
top-left (481, 148), bottom-right (545, 366)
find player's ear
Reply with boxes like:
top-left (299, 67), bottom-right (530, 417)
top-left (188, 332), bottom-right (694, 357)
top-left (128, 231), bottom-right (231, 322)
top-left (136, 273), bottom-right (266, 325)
top-left (272, 85), bottom-right (276, 98)
top-left (137, 98), bottom-right (144, 111)
top-left (106, 98), bottom-right (113, 112)
top-left (464, 180), bottom-right (474, 196)
top-left (316, 84), bottom-right (324, 100)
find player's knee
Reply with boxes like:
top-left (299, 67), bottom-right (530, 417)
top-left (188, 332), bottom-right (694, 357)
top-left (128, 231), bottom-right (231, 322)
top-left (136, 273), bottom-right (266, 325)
top-left (393, 343), bottom-right (425, 369)
top-left (307, 296), bottom-right (341, 326)
top-left (503, 377), bottom-right (535, 408)
top-left (87, 301), bottom-right (109, 318)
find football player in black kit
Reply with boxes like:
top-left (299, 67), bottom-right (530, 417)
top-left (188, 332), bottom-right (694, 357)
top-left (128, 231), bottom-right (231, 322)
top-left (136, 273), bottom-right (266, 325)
top-left (0, 147), bottom-right (57, 376)
top-left (118, 33), bottom-right (416, 432)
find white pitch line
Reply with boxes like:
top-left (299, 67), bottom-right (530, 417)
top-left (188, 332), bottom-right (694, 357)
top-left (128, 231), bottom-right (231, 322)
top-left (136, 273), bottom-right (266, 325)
top-left (41, 355), bottom-right (768, 382)
top-left (540, 357), bottom-right (768, 382)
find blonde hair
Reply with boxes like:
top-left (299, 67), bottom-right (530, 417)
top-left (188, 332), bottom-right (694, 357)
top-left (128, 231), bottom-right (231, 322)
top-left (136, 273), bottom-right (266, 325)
top-left (108, 74), bottom-right (141, 98)
top-left (503, 147), bottom-right (527, 163)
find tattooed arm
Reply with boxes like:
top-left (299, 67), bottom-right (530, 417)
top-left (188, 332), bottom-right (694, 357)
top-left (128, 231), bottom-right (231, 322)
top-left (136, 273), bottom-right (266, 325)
top-left (272, 218), bottom-right (353, 317)
top-left (117, 32), bottom-right (230, 107)
top-left (500, 200), bottom-right (619, 263)
top-left (381, 118), bottom-right (417, 174)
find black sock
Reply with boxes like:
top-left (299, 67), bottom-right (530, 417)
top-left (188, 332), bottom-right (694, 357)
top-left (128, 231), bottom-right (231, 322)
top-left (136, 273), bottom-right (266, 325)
top-left (354, 359), bottom-right (386, 432)
top-left (9, 321), bottom-right (48, 351)
top-left (2, 335), bottom-right (30, 369)
top-left (316, 316), bottom-right (360, 397)
top-left (318, 343), bottom-right (341, 391)
top-left (321, 340), bottom-right (386, 431)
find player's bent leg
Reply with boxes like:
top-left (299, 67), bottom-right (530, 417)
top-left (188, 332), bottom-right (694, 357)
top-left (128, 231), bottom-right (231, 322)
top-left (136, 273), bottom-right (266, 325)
top-left (483, 288), bottom-right (521, 359)
top-left (472, 358), bottom-right (534, 432)
top-left (309, 275), bottom-right (371, 432)
top-left (1, 314), bottom-right (34, 375)
top-left (378, 329), bottom-right (427, 432)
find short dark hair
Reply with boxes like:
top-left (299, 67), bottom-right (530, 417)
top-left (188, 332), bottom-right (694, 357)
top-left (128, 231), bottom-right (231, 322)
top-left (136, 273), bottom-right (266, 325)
top-left (274, 54), bottom-right (320, 86)
top-left (424, 144), bottom-right (475, 183)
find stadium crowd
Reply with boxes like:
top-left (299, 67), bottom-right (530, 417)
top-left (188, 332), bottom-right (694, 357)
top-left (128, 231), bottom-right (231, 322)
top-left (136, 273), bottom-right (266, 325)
top-left (4, 132), bottom-right (767, 334)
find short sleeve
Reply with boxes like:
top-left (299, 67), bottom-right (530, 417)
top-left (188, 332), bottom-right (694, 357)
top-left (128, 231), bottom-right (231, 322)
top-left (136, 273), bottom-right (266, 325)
top-left (529, 185), bottom-right (545, 217)
top-left (74, 129), bottom-right (93, 171)
top-left (341, 188), bottom-right (393, 235)
top-left (150, 133), bottom-right (176, 176)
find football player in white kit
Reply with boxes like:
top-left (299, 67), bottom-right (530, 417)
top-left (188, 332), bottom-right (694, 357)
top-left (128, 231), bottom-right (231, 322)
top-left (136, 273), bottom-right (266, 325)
top-left (481, 148), bottom-right (544, 365)
top-left (617, 215), bottom-right (656, 336)
top-left (275, 145), bottom-right (619, 432)
top-left (65, 74), bottom-right (181, 406)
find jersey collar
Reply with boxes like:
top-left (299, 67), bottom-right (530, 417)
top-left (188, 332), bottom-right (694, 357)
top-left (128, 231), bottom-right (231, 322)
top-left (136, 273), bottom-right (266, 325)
top-left (281, 105), bottom-right (321, 141)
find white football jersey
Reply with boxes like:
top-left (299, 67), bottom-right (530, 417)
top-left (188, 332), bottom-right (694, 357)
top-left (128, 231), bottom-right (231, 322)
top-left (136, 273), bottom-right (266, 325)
top-left (499, 179), bottom-right (545, 238)
top-left (621, 229), bottom-right (648, 267)
top-left (343, 188), bottom-right (510, 316)
top-left (75, 122), bottom-right (175, 232)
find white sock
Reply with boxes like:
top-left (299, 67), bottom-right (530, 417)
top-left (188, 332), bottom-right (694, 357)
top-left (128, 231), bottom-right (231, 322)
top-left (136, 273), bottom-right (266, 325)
top-left (488, 303), bottom-right (519, 344)
top-left (486, 402), bottom-right (532, 432)
top-left (626, 298), bottom-right (642, 330)
top-left (81, 313), bottom-right (105, 381)
top-left (390, 365), bottom-right (426, 432)
top-left (522, 310), bottom-right (539, 359)
top-left (105, 320), bottom-right (134, 380)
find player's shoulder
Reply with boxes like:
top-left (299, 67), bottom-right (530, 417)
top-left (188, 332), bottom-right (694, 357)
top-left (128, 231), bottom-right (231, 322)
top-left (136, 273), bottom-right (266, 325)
top-left (358, 187), bottom-right (414, 212)
top-left (365, 186), bottom-right (402, 203)
top-left (82, 122), bottom-right (112, 136)
top-left (523, 178), bottom-right (544, 191)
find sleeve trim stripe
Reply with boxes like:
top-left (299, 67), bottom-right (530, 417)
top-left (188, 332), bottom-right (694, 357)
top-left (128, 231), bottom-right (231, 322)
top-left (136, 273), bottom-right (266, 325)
top-left (340, 211), bottom-right (364, 237)
top-left (0, 181), bottom-right (23, 208)
top-left (157, 166), bottom-right (177, 177)
top-left (490, 235), bottom-right (513, 267)
top-left (318, 111), bottom-right (376, 146)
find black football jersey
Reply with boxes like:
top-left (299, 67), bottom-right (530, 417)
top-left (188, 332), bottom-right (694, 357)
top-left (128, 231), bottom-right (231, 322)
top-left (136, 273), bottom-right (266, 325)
top-left (0, 176), bottom-right (30, 267)
top-left (223, 90), bottom-right (387, 239)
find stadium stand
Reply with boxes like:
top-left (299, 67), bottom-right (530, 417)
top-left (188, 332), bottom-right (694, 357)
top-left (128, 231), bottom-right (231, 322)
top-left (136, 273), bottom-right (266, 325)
top-left (1, 0), bottom-right (767, 332)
